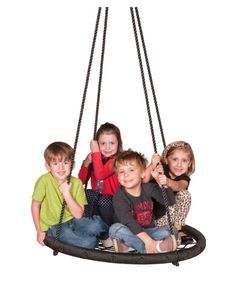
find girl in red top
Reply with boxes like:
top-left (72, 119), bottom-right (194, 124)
top-left (79, 122), bottom-right (123, 226)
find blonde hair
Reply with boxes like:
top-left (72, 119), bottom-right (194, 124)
top-left (162, 141), bottom-right (195, 176)
top-left (44, 142), bottom-right (74, 164)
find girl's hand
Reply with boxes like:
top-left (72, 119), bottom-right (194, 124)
top-left (151, 166), bottom-right (166, 187)
top-left (90, 140), bottom-right (100, 152)
top-left (83, 153), bottom-right (92, 166)
top-left (158, 174), bottom-right (168, 187)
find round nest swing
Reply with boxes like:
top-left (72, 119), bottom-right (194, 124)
top-left (44, 7), bottom-right (206, 266)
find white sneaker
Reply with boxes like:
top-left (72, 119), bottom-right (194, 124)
top-left (156, 235), bottom-right (177, 253)
top-left (101, 237), bottom-right (113, 248)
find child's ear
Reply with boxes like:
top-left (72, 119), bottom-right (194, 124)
top-left (72, 161), bottom-right (76, 169)
top-left (141, 170), bottom-right (146, 179)
top-left (45, 163), bottom-right (51, 172)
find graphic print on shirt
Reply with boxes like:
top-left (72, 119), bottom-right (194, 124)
top-left (131, 200), bottom-right (153, 226)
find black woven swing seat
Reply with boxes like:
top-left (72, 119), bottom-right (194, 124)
top-left (44, 224), bottom-right (206, 264)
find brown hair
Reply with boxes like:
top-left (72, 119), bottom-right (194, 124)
top-left (95, 122), bottom-right (123, 154)
top-left (113, 149), bottom-right (148, 171)
top-left (44, 142), bottom-right (74, 164)
top-left (162, 141), bottom-right (195, 176)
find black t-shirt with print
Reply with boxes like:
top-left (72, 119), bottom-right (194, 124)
top-left (113, 182), bottom-right (175, 235)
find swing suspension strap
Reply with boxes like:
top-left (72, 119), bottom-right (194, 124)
top-left (84, 7), bottom-right (109, 195)
top-left (85, 7), bottom-right (109, 219)
top-left (93, 7), bottom-right (109, 138)
top-left (53, 8), bottom-right (106, 252)
top-left (133, 8), bottom-right (166, 149)
top-left (130, 7), bottom-right (174, 236)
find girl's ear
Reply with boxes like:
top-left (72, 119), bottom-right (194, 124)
top-left (45, 163), bottom-right (51, 172)
top-left (72, 161), bottom-right (76, 170)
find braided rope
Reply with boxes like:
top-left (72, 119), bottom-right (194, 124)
top-left (131, 7), bottom-right (179, 265)
top-left (89, 7), bottom-right (109, 217)
top-left (53, 8), bottom-right (102, 254)
top-left (130, 7), bottom-right (157, 153)
top-left (83, 7), bottom-right (109, 195)
top-left (134, 7), bottom-right (166, 148)
top-left (93, 7), bottom-right (109, 138)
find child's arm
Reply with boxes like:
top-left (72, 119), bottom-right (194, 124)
top-left (78, 153), bottom-right (92, 184)
top-left (60, 181), bottom-right (84, 218)
top-left (31, 200), bottom-right (46, 246)
top-left (90, 140), bottom-right (115, 179)
top-left (82, 153), bottom-right (92, 167)
top-left (160, 176), bottom-right (188, 192)
top-left (152, 169), bottom-right (188, 192)
top-left (143, 153), bottom-right (162, 183)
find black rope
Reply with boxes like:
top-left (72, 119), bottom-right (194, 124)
top-left (53, 7), bottom-right (102, 255)
top-left (84, 7), bottom-right (108, 194)
top-left (87, 7), bottom-right (109, 218)
top-left (134, 7), bottom-right (166, 149)
top-left (93, 7), bottom-right (109, 138)
top-left (130, 7), bottom-right (157, 153)
top-left (130, 7), bottom-right (179, 265)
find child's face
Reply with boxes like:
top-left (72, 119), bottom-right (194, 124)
top-left (45, 157), bottom-right (72, 184)
top-left (98, 133), bottom-right (118, 158)
top-left (116, 160), bottom-right (145, 190)
top-left (167, 149), bottom-right (191, 177)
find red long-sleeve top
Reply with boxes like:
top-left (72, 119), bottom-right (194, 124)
top-left (78, 152), bottom-right (119, 196)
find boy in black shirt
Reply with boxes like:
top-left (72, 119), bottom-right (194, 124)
top-left (109, 149), bottom-right (178, 253)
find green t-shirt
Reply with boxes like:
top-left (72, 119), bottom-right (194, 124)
top-left (32, 172), bottom-right (87, 231)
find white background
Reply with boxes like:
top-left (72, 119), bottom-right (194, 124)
top-left (1, 0), bottom-right (235, 282)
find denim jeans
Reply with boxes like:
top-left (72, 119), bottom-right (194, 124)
top-left (109, 223), bottom-right (178, 253)
top-left (47, 216), bottom-right (109, 249)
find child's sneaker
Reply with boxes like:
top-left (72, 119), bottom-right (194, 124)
top-left (101, 237), bottom-right (113, 248)
top-left (156, 235), bottom-right (177, 253)
top-left (113, 239), bottom-right (131, 253)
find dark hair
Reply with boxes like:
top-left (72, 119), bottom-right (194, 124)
top-left (44, 142), bottom-right (73, 164)
top-left (95, 122), bottom-right (123, 154)
top-left (113, 149), bottom-right (148, 171)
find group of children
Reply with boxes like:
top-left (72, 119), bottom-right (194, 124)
top-left (31, 122), bottom-right (195, 254)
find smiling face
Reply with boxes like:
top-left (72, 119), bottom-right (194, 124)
top-left (45, 157), bottom-right (72, 184)
top-left (166, 149), bottom-right (191, 178)
top-left (98, 133), bottom-right (119, 158)
top-left (116, 160), bottom-right (146, 194)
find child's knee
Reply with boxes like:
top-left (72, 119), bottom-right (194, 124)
top-left (109, 223), bottom-right (125, 238)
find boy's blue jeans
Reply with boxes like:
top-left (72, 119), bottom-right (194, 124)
top-left (109, 223), bottom-right (178, 253)
top-left (47, 216), bottom-right (108, 249)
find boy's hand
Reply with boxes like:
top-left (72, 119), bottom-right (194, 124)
top-left (59, 181), bottom-right (72, 195)
top-left (144, 238), bottom-right (159, 254)
top-left (37, 231), bottom-right (46, 246)
top-left (90, 140), bottom-right (99, 152)
top-left (151, 153), bottom-right (161, 169)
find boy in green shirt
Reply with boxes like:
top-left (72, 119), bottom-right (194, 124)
top-left (31, 141), bottom-right (108, 248)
